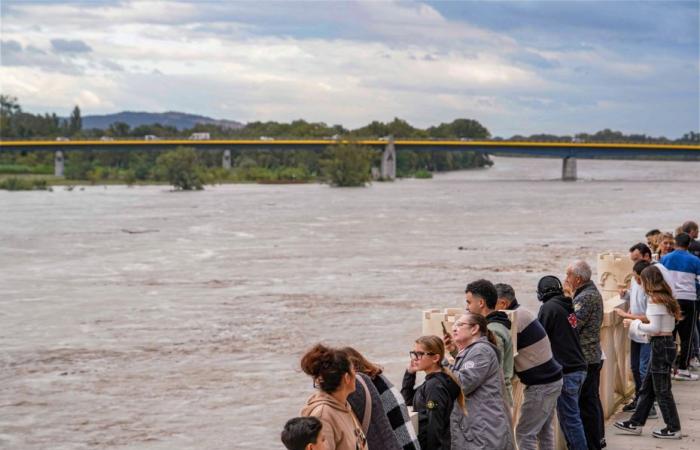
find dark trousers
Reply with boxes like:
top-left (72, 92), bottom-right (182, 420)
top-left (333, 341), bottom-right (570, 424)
top-left (630, 336), bottom-right (681, 431)
top-left (579, 363), bottom-right (604, 450)
top-left (630, 341), bottom-right (651, 399)
top-left (674, 300), bottom-right (698, 370)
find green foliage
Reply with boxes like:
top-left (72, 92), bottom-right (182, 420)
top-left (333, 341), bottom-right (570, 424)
top-left (155, 147), bottom-right (205, 190)
top-left (0, 164), bottom-right (52, 174)
top-left (413, 169), bottom-right (433, 179)
top-left (427, 119), bottom-right (490, 139)
top-left (0, 177), bottom-right (49, 190)
top-left (321, 144), bottom-right (374, 187)
top-left (69, 105), bottom-right (82, 135)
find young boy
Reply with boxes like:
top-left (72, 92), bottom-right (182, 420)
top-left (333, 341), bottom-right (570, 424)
top-left (281, 417), bottom-right (328, 450)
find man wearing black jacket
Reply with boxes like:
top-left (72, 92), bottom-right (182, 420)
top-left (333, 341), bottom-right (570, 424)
top-left (537, 275), bottom-right (589, 450)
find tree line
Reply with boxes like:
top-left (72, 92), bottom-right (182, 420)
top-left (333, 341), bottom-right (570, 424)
top-left (2, 95), bottom-right (697, 143)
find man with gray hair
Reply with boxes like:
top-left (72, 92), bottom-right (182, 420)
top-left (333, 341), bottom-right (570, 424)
top-left (565, 259), bottom-right (605, 449)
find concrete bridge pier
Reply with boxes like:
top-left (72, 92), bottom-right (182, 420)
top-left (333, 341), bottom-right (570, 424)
top-left (562, 157), bottom-right (577, 181)
top-left (222, 150), bottom-right (232, 169)
top-left (381, 136), bottom-right (396, 180)
top-left (54, 151), bottom-right (64, 177)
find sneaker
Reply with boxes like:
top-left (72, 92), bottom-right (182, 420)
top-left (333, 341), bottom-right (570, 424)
top-left (690, 357), bottom-right (700, 369)
top-left (648, 406), bottom-right (658, 419)
top-left (652, 427), bottom-right (681, 439)
top-left (614, 420), bottom-right (643, 435)
top-left (622, 400), bottom-right (637, 412)
top-left (672, 369), bottom-right (699, 381)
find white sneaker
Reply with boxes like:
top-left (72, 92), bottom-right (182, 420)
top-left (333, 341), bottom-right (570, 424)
top-left (672, 369), bottom-right (699, 381)
top-left (690, 357), bottom-right (700, 370)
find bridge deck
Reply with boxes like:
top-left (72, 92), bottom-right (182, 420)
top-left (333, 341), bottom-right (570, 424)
top-left (605, 377), bottom-right (699, 448)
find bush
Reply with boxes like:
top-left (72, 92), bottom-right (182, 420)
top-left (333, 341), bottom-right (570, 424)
top-left (0, 177), bottom-right (49, 190)
top-left (414, 169), bottom-right (433, 179)
top-left (155, 147), bottom-right (204, 190)
top-left (321, 144), bottom-right (374, 187)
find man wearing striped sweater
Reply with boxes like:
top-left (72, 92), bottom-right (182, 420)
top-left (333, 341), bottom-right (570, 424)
top-left (495, 284), bottom-right (563, 450)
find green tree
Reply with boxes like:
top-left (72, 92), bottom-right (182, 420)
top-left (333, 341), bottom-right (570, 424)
top-left (427, 118), bottom-right (490, 139)
top-left (69, 105), bottom-right (82, 135)
top-left (108, 121), bottom-right (131, 137)
top-left (321, 144), bottom-right (374, 187)
top-left (156, 147), bottom-right (204, 190)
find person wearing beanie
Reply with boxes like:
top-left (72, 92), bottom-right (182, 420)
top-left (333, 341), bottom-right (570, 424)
top-left (537, 275), bottom-right (588, 450)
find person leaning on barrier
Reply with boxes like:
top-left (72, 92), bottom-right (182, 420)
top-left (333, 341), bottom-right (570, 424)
top-left (445, 312), bottom-right (516, 450)
top-left (401, 335), bottom-right (462, 450)
top-left (615, 265), bottom-right (683, 439)
top-left (614, 260), bottom-right (656, 417)
top-left (564, 260), bottom-right (606, 450)
top-left (495, 283), bottom-right (563, 450)
top-left (465, 279), bottom-right (514, 407)
top-left (537, 275), bottom-right (589, 450)
top-left (341, 347), bottom-right (418, 450)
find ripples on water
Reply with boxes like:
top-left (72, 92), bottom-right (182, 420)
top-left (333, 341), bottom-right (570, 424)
top-left (1, 157), bottom-right (699, 449)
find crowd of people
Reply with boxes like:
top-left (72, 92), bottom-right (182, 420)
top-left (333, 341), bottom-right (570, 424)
top-left (281, 220), bottom-right (700, 450)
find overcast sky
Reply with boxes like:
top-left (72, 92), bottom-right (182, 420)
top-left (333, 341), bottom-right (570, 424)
top-left (1, 0), bottom-right (698, 137)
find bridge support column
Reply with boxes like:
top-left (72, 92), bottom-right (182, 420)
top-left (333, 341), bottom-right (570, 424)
top-left (381, 135), bottom-right (396, 180)
top-left (222, 150), bottom-right (231, 169)
top-left (54, 151), bottom-right (64, 177)
top-left (562, 157), bottom-right (576, 181)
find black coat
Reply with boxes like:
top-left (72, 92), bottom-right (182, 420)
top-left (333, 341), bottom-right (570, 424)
top-left (401, 370), bottom-right (460, 450)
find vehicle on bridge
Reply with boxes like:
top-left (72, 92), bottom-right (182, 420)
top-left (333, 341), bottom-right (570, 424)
top-left (189, 132), bottom-right (210, 140)
top-left (144, 135), bottom-right (159, 141)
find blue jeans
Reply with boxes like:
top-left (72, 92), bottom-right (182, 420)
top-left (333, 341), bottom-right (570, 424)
top-left (630, 341), bottom-right (651, 399)
top-left (557, 371), bottom-right (588, 450)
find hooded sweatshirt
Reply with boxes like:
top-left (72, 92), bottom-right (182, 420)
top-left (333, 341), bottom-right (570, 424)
top-left (485, 310), bottom-right (514, 406)
top-left (538, 293), bottom-right (587, 374)
top-left (301, 391), bottom-right (368, 450)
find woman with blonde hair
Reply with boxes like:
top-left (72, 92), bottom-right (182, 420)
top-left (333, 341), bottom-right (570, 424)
top-left (615, 266), bottom-right (682, 439)
top-left (401, 335), bottom-right (463, 450)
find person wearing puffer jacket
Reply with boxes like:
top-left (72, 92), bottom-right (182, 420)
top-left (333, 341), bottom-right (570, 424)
top-left (447, 312), bottom-right (515, 450)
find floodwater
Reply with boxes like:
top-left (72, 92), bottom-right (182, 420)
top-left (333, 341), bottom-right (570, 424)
top-left (1, 156), bottom-right (698, 449)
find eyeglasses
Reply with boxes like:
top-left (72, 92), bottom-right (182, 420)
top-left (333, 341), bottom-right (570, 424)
top-left (454, 321), bottom-right (473, 328)
top-left (409, 351), bottom-right (437, 360)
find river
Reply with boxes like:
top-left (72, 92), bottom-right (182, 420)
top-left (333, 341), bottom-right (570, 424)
top-left (1, 156), bottom-right (698, 449)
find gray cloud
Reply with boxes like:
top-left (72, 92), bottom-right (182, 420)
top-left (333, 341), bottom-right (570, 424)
top-left (51, 38), bottom-right (92, 53)
top-left (1, 39), bottom-right (83, 74)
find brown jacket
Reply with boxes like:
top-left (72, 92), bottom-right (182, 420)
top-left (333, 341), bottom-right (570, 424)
top-left (301, 391), bottom-right (367, 450)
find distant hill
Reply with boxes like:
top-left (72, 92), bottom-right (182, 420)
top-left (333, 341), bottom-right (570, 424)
top-left (82, 111), bottom-right (244, 130)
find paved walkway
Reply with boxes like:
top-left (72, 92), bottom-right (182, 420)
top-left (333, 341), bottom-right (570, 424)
top-left (605, 379), bottom-right (699, 449)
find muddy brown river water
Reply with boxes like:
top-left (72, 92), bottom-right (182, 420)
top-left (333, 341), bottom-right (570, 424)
top-left (1, 156), bottom-right (699, 449)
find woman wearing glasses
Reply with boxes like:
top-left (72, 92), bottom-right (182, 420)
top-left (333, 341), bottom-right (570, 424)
top-left (449, 313), bottom-right (515, 450)
top-left (401, 335), bottom-right (463, 450)
top-left (300, 344), bottom-right (368, 450)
